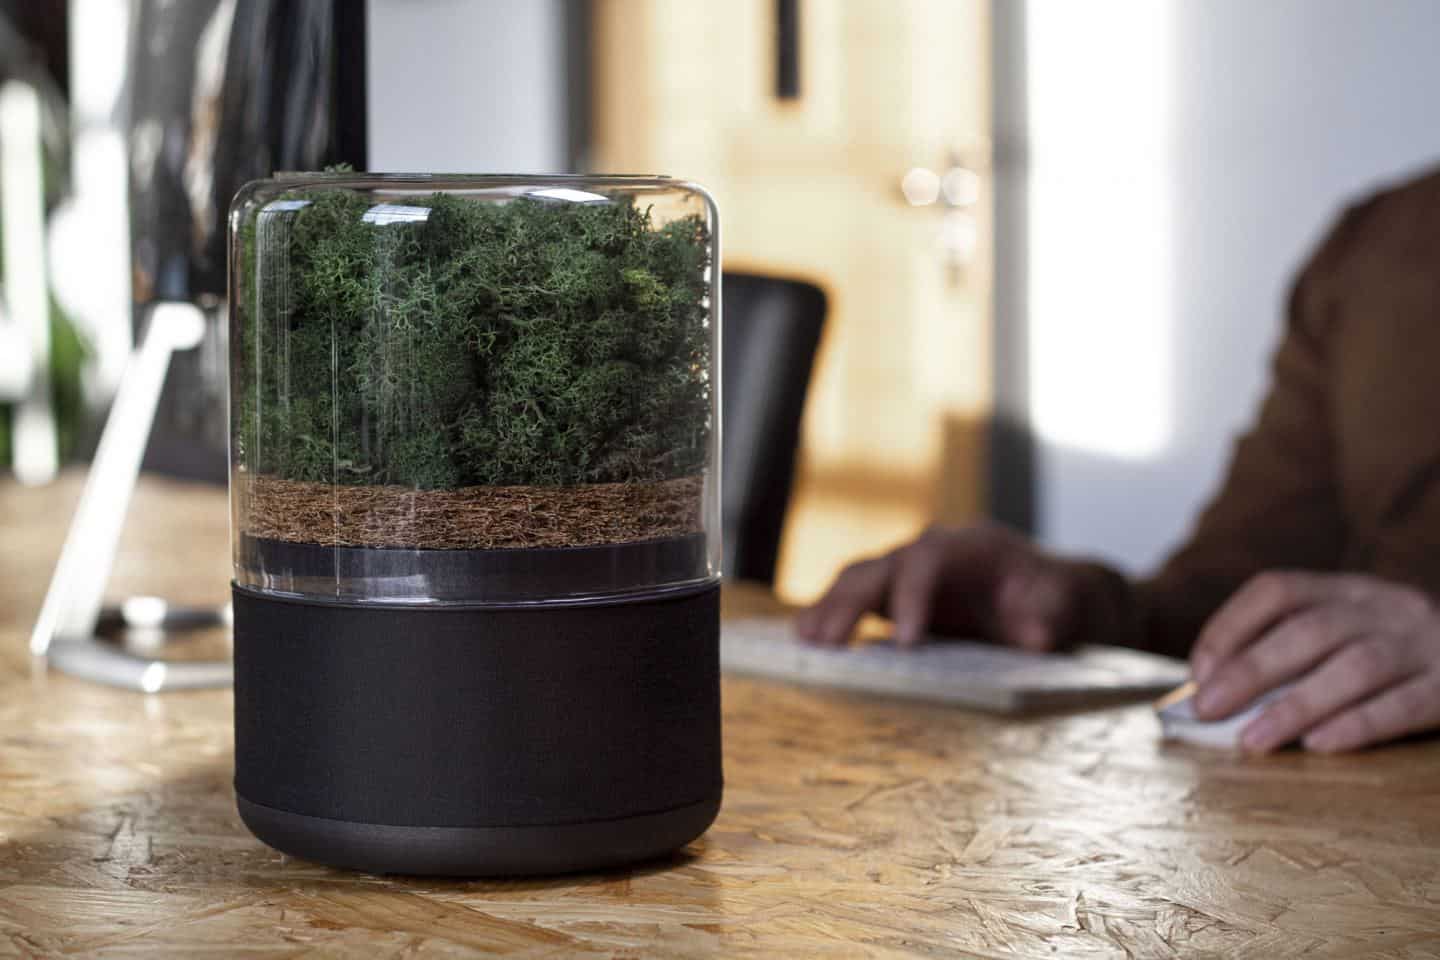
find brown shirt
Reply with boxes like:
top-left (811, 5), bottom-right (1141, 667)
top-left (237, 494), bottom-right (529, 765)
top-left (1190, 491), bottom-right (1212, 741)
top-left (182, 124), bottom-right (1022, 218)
top-left (1103, 167), bottom-right (1440, 657)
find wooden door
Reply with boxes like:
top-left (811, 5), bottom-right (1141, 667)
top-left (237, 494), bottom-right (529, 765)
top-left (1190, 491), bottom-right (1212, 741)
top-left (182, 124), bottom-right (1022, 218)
top-left (593, 0), bottom-right (992, 601)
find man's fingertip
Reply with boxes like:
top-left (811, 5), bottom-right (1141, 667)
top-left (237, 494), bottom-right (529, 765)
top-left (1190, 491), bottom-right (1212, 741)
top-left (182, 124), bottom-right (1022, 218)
top-left (1013, 621), bottom-right (1051, 652)
top-left (819, 614), bottom-right (852, 648)
top-left (1191, 653), bottom-right (1213, 684)
top-left (1303, 729), bottom-right (1345, 753)
top-left (895, 626), bottom-right (920, 648)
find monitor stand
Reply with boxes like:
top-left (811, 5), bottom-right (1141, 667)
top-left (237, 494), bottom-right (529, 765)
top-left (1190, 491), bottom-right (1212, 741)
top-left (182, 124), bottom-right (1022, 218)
top-left (29, 302), bottom-right (232, 691)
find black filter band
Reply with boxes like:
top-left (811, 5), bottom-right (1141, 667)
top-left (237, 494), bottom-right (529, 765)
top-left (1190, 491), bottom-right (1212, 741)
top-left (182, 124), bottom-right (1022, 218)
top-left (237, 533), bottom-right (708, 603)
top-left (233, 583), bottom-right (721, 829)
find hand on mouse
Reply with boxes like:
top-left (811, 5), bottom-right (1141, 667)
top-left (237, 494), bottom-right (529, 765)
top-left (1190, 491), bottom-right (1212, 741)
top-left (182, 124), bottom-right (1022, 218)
top-left (1191, 571), bottom-right (1440, 753)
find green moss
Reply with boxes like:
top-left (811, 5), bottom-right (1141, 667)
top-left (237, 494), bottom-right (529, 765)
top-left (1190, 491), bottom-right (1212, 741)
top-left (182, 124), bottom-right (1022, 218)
top-left (237, 188), bottom-right (711, 489)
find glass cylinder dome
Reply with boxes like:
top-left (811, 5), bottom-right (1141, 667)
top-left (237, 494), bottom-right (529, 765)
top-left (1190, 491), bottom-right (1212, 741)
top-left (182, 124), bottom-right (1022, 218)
top-left (228, 173), bottom-right (720, 605)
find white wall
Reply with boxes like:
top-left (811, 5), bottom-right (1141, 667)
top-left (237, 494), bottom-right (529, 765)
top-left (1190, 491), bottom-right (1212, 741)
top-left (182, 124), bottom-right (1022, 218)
top-left (366, 0), bottom-right (566, 173)
top-left (1009, 0), bottom-right (1440, 573)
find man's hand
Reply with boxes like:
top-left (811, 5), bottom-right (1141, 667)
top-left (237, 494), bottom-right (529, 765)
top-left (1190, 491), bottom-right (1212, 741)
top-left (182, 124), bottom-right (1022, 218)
top-left (794, 524), bottom-right (1105, 651)
top-left (1192, 571), bottom-right (1440, 753)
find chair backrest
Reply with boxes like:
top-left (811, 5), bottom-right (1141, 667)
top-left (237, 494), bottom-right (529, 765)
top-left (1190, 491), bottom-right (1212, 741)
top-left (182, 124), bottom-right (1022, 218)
top-left (721, 272), bottom-right (827, 584)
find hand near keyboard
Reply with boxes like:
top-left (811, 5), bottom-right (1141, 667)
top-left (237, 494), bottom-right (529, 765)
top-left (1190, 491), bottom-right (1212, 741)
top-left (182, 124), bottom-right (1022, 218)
top-left (795, 523), bottom-right (1119, 651)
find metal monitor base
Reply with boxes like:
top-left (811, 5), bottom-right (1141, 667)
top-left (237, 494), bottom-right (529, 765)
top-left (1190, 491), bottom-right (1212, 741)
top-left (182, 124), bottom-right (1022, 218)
top-left (29, 303), bottom-right (232, 691)
top-left (45, 600), bottom-right (232, 691)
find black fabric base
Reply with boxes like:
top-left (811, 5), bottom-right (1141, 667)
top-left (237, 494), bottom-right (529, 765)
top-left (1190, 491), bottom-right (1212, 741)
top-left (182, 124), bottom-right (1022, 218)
top-left (237, 793), bottom-right (721, 877)
top-left (233, 582), bottom-right (721, 876)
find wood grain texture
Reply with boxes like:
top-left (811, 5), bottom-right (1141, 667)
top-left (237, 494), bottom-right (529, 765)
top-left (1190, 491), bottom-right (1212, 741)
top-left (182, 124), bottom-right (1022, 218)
top-left (3, 474), bottom-right (1440, 957)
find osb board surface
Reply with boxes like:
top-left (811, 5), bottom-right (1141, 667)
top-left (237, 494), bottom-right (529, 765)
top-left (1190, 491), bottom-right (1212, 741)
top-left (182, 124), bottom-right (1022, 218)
top-left (2, 474), bottom-right (1440, 957)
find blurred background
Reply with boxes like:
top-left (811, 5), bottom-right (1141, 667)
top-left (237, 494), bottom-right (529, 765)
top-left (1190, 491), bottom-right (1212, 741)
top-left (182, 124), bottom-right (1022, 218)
top-left (2, 0), bottom-right (1439, 603)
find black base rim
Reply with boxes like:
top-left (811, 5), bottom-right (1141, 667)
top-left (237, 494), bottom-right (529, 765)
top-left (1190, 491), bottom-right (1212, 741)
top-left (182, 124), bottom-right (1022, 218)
top-left (237, 793), bottom-right (722, 877)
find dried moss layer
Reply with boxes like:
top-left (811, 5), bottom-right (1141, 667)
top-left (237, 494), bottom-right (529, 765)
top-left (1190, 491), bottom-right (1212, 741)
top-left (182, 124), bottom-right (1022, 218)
top-left (240, 473), bottom-right (705, 550)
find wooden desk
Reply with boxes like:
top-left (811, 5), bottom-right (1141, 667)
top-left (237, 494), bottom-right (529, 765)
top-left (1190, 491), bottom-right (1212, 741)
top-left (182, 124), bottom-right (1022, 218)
top-left (2, 475), bottom-right (1439, 957)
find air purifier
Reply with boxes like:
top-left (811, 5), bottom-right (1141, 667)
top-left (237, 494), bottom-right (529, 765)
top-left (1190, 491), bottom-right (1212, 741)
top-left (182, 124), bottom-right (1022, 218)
top-left (228, 173), bottom-right (721, 875)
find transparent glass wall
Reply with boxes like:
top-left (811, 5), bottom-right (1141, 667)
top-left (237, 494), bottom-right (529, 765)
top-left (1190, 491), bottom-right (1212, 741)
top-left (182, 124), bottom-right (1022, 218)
top-left (229, 174), bottom-right (720, 603)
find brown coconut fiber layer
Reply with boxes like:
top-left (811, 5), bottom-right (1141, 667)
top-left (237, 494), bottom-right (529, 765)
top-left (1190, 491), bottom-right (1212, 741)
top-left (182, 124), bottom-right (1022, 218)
top-left (241, 474), bottom-right (705, 550)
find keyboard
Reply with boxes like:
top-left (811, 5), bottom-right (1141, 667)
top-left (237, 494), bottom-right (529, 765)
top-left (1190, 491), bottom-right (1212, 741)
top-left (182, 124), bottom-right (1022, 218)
top-left (721, 617), bottom-right (1189, 714)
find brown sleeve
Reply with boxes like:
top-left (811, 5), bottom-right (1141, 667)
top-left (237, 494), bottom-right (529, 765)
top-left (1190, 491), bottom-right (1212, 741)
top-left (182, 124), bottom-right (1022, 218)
top-left (1080, 199), bottom-right (1377, 658)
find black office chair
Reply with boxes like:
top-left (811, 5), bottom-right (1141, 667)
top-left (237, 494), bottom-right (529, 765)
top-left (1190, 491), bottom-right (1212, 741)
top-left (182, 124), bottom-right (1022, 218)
top-left (721, 272), bottom-right (827, 584)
